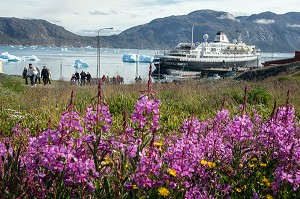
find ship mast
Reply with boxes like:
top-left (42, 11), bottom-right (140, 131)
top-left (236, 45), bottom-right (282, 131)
top-left (191, 24), bottom-right (194, 48)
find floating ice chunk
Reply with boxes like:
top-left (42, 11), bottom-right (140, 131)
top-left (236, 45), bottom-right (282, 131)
top-left (61, 48), bottom-right (69, 51)
top-left (122, 53), bottom-right (136, 62)
top-left (22, 55), bottom-right (40, 61)
top-left (0, 52), bottom-right (21, 62)
top-left (84, 46), bottom-right (93, 49)
top-left (139, 55), bottom-right (154, 63)
top-left (122, 53), bottom-right (153, 63)
top-left (73, 59), bottom-right (89, 68)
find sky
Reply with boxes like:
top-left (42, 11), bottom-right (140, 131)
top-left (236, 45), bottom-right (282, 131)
top-left (0, 0), bottom-right (299, 36)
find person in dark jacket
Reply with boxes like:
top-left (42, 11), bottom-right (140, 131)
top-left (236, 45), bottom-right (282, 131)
top-left (86, 72), bottom-right (91, 86)
top-left (80, 70), bottom-right (86, 86)
top-left (41, 66), bottom-right (49, 85)
top-left (22, 67), bottom-right (28, 85)
top-left (75, 71), bottom-right (80, 85)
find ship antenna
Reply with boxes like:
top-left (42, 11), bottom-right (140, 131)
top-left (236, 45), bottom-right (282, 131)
top-left (191, 24), bottom-right (194, 47)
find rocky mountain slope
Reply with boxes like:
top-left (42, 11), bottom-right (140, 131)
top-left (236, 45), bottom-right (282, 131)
top-left (0, 10), bottom-right (299, 52)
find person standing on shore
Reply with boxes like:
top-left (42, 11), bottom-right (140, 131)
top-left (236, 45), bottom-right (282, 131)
top-left (86, 72), bottom-right (91, 86)
top-left (35, 66), bottom-right (41, 84)
top-left (22, 66), bottom-right (28, 85)
top-left (41, 66), bottom-right (49, 85)
top-left (27, 63), bottom-right (37, 87)
top-left (80, 70), bottom-right (86, 86)
top-left (47, 68), bottom-right (52, 84)
top-left (75, 71), bottom-right (80, 85)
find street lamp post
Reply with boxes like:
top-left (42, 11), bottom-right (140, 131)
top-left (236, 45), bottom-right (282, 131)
top-left (135, 49), bottom-right (139, 79)
top-left (272, 34), bottom-right (276, 59)
top-left (60, 58), bottom-right (62, 79)
top-left (97, 27), bottom-right (113, 79)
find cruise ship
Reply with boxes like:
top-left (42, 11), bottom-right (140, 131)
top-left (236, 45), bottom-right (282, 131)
top-left (153, 31), bottom-right (260, 75)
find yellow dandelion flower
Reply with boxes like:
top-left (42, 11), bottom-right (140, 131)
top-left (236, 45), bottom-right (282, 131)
top-left (236, 188), bottom-right (242, 193)
top-left (201, 159), bottom-right (208, 165)
top-left (266, 194), bottom-right (273, 199)
top-left (251, 157), bottom-right (258, 161)
top-left (104, 156), bottom-right (109, 160)
top-left (167, 168), bottom-right (177, 177)
top-left (262, 176), bottom-right (269, 183)
top-left (260, 163), bottom-right (267, 167)
top-left (101, 160), bottom-right (111, 166)
top-left (133, 184), bottom-right (138, 189)
top-left (249, 164), bottom-right (255, 168)
top-left (154, 142), bottom-right (163, 146)
top-left (266, 182), bottom-right (271, 187)
top-left (207, 162), bottom-right (216, 168)
top-left (158, 187), bottom-right (170, 196)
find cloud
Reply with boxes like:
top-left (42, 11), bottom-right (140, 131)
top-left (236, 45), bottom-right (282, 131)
top-left (287, 24), bottom-right (300, 28)
top-left (254, 19), bottom-right (275, 24)
top-left (89, 9), bottom-right (118, 15)
top-left (138, 0), bottom-right (183, 6)
top-left (89, 10), bottom-right (109, 15)
top-left (217, 13), bottom-right (240, 21)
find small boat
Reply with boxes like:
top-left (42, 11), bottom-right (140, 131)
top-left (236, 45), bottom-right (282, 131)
top-left (208, 74), bottom-right (221, 80)
top-left (152, 73), bottom-right (188, 83)
top-left (153, 31), bottom-right (260, 75)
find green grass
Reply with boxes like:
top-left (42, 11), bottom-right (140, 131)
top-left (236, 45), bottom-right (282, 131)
top-left (1, 73), bottom-right (300, 134)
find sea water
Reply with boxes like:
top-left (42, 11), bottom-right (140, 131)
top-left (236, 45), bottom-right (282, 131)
top-left (0, 46), bottom-right (157, 84)
top-left (0, 46), bottom-right (294, 84)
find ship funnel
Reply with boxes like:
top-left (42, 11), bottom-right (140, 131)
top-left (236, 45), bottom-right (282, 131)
top-left (213, 31), bottom-right (230, 43)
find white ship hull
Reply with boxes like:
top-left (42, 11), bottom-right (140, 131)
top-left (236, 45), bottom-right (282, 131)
top-left (154, 55), bottom-right (258, 71)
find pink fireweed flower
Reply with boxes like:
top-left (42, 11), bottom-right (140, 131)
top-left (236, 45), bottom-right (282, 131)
top-left (84, 104), bottom-right (112, 133)
top-left (131, 95), bottom-right (160, 131)
top-left (131, 147), bottom-right (163, 188)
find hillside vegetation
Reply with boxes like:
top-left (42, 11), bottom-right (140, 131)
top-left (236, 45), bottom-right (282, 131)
top-left (1, 10), bottom-right (300, 51)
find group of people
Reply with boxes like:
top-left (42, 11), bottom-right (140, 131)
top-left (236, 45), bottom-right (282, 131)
top-left (135, 76), bottom-right (142, 84)
top-left (70, 70), bottom-right (91, 86)
top-left (22, 64), bottom-right (52, 87)
top-left (101, 75), bottom-right (124, 85)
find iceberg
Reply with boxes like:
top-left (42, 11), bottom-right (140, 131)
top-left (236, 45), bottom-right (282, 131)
top-left (73, 59), bottom-right (89, 68)
top-left (61, 48), bottom-right (69, 51)
top-left (0, 52), bottom-right (21, 62)
top-left (22, 55), bottom-right (40, 61)
top-left (83, 46), bottom-right (93, 49)
top-left (122, 53), bottom-right (153, 63)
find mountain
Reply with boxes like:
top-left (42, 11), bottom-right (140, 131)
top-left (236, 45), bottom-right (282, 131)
top-left (0, 10), bottom-right (300, 52)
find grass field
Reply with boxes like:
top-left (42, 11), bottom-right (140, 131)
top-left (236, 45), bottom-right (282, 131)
top-left (1, 72), bottom-right (300, 198)
top-left (1, 73), bottom-right (300, 134)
